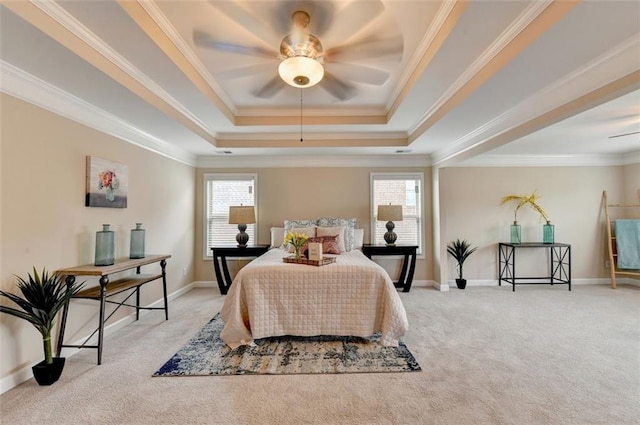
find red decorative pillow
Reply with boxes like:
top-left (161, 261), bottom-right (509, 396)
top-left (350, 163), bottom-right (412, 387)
top-left (302, 235), bottom-right (340, 255)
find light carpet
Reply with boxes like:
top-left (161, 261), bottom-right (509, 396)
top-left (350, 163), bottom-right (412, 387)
top-left (153, 314), bottom-right (421, 376)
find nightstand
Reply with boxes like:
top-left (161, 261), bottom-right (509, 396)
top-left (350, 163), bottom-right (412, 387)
top-left (362, 244), bottom-right (418, 292)
top-left (211, 245), bottom-right (269, 294)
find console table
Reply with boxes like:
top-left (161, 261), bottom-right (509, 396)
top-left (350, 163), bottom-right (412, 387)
top-left (498, 243), bottom-right (571, 291)
top-left (362, 244), bottom-right (418, 292)
top-left (211, 245), bottom-right (270, 294)
top-left (56, 254), bottom-right (171, 364)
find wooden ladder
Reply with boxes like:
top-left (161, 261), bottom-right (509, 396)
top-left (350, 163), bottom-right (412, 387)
top-left (602, 190), bottom-right (640, 288)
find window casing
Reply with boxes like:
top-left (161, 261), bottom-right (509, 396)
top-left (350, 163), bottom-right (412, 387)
top-left (370, 173), bottom-right (424, 255)
top-left (204, 173), bottom-right (257, 258)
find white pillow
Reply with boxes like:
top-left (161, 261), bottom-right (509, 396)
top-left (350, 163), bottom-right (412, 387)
top-left (284, 226), bottom-right (317, 252)
top-left (270, 227), bottom-right (285, 249)
top-left (317, 226), bottom-right (347, 253)
top-left (317, 217), bottom-right (357, 251)
top-left (354, 228), bottom-right (364, 250)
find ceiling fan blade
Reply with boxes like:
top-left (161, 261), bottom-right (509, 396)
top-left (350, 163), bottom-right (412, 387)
top-left (193, 30), bottom-right (277, 59)
top-left (608, 131), bottom-right (640, 138)
top-left (320, 72), bottom-right (356, 101)
top-left (253, 76), bottom-right (286, 99)
top-left (207, 1), bottom-right (279, 45)
top-left (325, 36), bottom-right (404, 62)
top-left (217, 63), bottom-right (276, 80)
top-left (326, 0), bottom-right (385, 42)
top-left (328, 63), bottom-right (390, 86)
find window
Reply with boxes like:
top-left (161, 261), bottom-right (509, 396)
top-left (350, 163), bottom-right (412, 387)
top-left (204, 174), bottom-right (257, 257)
top-left (371, 173), bottom-right (424, 255)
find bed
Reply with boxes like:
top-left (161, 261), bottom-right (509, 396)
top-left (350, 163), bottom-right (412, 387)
top-left (220, 247), bottom-right (409, 349)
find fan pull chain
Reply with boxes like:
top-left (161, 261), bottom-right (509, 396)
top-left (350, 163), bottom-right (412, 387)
top-left (300, 88), bottom-right (303, 143)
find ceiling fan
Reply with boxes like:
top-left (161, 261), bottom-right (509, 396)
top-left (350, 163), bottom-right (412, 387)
top-left (193, 1), bottom-right (403, 101)
top-left (608, 131), bottom-right (640, 139)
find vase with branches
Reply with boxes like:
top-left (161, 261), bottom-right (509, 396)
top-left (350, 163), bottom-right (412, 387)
top-left (501, 190), bottom-right (552, 243)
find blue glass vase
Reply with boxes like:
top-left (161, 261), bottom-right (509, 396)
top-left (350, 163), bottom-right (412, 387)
top-left (95, 224), bottom-right (115, 266)
top-left (510, 222), bottom-right (521, 244)
top-left (129, 223), bottom-right (145, 259)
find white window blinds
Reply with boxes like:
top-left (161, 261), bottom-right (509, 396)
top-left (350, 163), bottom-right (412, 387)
top-left (204, 174), bottom-right (257, 257)
top-left (371, 173), bottom-right (424, 254)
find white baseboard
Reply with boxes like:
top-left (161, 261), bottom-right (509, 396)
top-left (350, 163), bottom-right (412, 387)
top-left (446, 277), bottom-right (640, 288)
top-left (194, 280), bottom-right (217, 288)
top-left (0, 282), bottom-right (195, 395)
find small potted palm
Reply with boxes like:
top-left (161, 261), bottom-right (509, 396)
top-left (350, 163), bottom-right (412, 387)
top-left (0, 267), bottom-right (82, 385)
top-left (446, 239), bottom-right (478, 289)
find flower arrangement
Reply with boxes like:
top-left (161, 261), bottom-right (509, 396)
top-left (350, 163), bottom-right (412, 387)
top-left (98, 169), bottom-right (120, 202)
top-left (500, 190), bottom-right (550, 224)
top-left (284, 231), bottom-right (309, 259)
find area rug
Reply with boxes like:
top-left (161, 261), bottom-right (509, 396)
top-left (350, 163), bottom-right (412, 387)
top-left (153, 314), bottom-right (421, 376)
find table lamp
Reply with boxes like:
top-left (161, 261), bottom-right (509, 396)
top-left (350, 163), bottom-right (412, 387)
top-left (228, 205), bottom-right (256, 247)
top-left (377, 204), bottom-right (403, 246)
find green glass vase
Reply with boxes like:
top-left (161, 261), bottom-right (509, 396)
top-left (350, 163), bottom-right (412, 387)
top-left (129, 223), bottom-right (146, 259)
top-left (510, 222), bottom-right (521, 244)
top-left (543, 221), bottom-right (554, 244)
top-left (95, 224), bottom-right (115, 266)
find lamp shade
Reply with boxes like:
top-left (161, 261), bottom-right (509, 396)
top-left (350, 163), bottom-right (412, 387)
top-left (228, 206), bottom-right (256, 224)
top-left (377, 205), bottom-right (403, 222)
top-left (278, 56), bottom-right (324, 88)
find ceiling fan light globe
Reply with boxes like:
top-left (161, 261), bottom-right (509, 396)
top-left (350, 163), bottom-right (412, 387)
top-left (278, 56), bottom-right (324, 88)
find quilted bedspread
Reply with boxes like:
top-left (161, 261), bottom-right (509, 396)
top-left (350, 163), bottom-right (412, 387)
top-left (220, 248), bottom-right (408, 349)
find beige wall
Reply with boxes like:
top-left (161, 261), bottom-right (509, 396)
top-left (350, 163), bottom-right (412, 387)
top-left (0, 94), bottom-right (196, 379)
top-left (622, 163), bottom-right (640, 205)
top-left (195, 167), bottom-right (433, 283)
top-left (1, 91), bottom-right (638, 387)
top-left (438, 166), bottom-right (628, 283)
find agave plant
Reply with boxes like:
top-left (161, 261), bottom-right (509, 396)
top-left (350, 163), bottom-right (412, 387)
top-left (501, 190), bottom-right (550, 223)
top-left (0, 268), bottom-right (82, 364)
top-left (446, 239), bottom-right (478, 280)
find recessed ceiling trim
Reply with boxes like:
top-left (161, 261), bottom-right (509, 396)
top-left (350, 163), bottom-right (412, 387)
top-left (0, 61), bottom-right (197, 166)
top-left (407, 0), bottom-right (553, 136)
top-left (197, 155), bottom-right (431, 169)
top-left (216, 138), bottom-right (408, 149)
top-left (234, 114), bottom-right (388, 126)
top-left (235, 106), bottom-right (388, 117)
top-left (386, 0), bottom-right (468, 119)
top-left (408, 0), bottom-right (579, 144)
top-left (217, 132), bottom-right (407, 141)
top-left (131, 0), bottom-right (236, 118)
top-left (16, 0), bottom-right (218, 145)
top-left (433, 70), bottom-right (640, 166)
top-left (430, 36), bottom-right (640, 166)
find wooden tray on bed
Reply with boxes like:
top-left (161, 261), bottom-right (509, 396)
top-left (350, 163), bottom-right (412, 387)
top-left (283, 256), bottom-right (336, 266)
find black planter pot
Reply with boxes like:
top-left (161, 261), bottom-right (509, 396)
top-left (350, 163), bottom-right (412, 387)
top-left (455, 278), bottom-right (467, 290)
top-left (32, 357), bottom-right (65, 386)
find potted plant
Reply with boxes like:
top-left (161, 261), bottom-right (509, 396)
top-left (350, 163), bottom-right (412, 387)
top-left (0, 267), bottom-right (82, 385)
top-left (446, 239), bottom-right (478, 289)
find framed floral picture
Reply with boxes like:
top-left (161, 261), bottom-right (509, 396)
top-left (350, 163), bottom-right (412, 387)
top-left (85, 156), bottom-right (128, 208)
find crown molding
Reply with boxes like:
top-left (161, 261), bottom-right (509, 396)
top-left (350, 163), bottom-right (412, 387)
top-left (197, 154), bottom-right (431, 169)
top-left (450, 152), bottom-right (637, 168)
top-left (408, 0), bottom-right (552, 136)
top-left (431, 35), bottom-right (640, 166)
top-left (137, 0), bottom-right (236, 115)
top-left (386, 0), bottom-right (464, 118)
top-left (31, 0), bottom-right (214, 137)
top-left (0, 61), bottom-right (197, 166)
